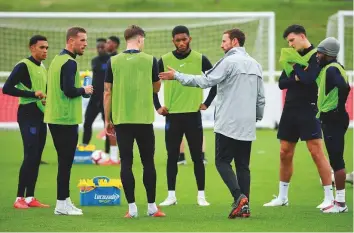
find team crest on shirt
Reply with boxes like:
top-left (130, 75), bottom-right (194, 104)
top-left (101, 63), bottom-right (108, 71)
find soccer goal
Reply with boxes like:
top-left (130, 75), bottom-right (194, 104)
top-left (326, 11), bottom-right (354, 76)
top-left (0, 12), bottom-right (276, 129)
top-left (326, 10), bottom-right (354, 127)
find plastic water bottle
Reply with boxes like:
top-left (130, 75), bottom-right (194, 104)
top-left (83, 76), bottom-right (92, 98)
top-left (83, 76), bottom-right (92, 87)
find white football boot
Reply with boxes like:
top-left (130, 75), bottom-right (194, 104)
top-left (197, 197), bottom-right (210, 206)
top-left (321, 201), bottom-right (348, 213)
top-left (54, 200), bottom-right (83, 216)
top-left (66, 197), bottom-right (83, 212)
top-left (263, 195), bottom-right (289, 207)
top-left (159, 196), bottom-right (177, 206)
top-left (316, 199), bottom-right (333, 209)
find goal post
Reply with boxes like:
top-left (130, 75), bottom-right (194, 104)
top-left (326, 10), bottom-right (354, 75)
top-left (326, 10), bottom-right (354, 127)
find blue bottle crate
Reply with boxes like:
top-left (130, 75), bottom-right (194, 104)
top-left (79, 176), bottom-right (121, 206)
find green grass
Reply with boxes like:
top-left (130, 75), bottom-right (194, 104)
top-left (0, 129), bottom-right (353, 231)
top-left (0, 0), bottom-right (352, 81)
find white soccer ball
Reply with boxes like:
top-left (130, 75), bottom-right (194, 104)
top-left (91, 150), bottom-right (109, 165)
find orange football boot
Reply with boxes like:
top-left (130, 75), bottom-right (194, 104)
top-left (27, 198), bottom-right (50, 208)
top-left (124, 212), bottom-right (137, 218)
top-left (149, 208), bottom-right (166, 217)
top-left (14, 198), bottom-right (29, 209)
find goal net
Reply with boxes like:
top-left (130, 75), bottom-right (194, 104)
top-left (326, 11), bottom-right (354, 127)
top-left (326, 11), bottom-right (354, 74)
top-left (0, 12), bottom-right (276, 129)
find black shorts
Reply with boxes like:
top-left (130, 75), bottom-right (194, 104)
top-left (165, 111), bottom-right (203, 157)
top-left (277, 105), bottom-right (322, 142)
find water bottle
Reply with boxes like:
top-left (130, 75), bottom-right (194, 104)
top-left (83, 75), bottom-right (92, 98)
top-left (83, 76), bottom-right (92, 86)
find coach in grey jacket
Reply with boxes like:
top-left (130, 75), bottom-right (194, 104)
top-left (159, 28), bottom-right (265, 218)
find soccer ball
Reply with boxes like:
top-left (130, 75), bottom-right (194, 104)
top-left (91, 150), bottom-right (109, 165)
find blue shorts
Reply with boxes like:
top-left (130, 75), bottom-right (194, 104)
top-left (277, 106), bottom-right (322, 142)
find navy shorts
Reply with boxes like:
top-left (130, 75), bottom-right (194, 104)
top-left (277, 106), bottom-right (322, 142)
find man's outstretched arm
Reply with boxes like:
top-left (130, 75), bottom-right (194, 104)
top-left (159, 58), bottom-right (231, 89)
